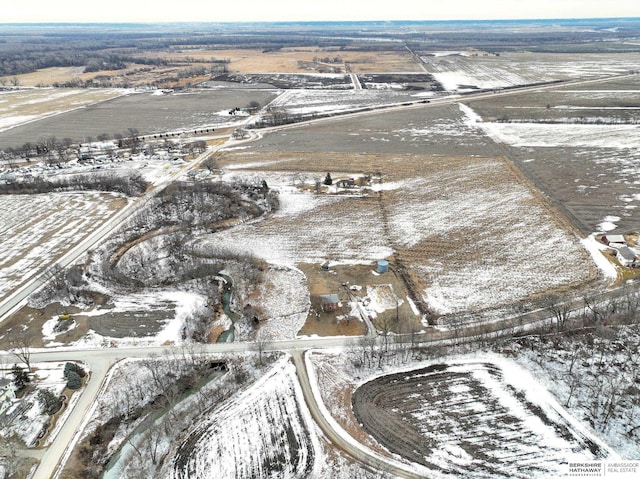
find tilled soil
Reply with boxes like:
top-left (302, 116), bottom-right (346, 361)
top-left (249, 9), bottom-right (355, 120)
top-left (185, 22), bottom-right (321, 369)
top-left (351, 362), bottom-right (606, 477)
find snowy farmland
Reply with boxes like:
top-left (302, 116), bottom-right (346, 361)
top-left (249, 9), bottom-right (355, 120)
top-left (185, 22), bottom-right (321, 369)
top-left (0, 192), bottom-right (126, 303)
top-left (423, 52), bottom-right (640, 91)
top-left (264, 88), bottom-right (432, 118)
top-left (463, 86), bottom-right (640, 234)
top-left (214, 146), bottom-right (591, 317)
top-left (311, 351), bottom-right (615, 479)
top-left (172, 359), bottom-right (321, 479)
top-left (0, 88), bottom-right (125, 133)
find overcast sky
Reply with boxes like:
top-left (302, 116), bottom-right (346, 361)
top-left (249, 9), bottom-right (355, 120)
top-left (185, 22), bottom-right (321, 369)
top-left (2, 0), bottom-right (638, 23)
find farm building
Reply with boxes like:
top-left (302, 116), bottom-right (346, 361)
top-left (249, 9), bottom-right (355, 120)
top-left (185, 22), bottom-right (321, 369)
top-left (320, 294), bottom-right (340, 312)
top-left (617, 246), bottom-right (638, 267)
top-left (601, 234), bottom-right (627, 247)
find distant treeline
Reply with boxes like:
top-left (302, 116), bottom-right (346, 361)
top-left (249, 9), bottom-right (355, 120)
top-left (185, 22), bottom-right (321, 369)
top-left (0, 171), bottom-right (149, 196)
top-left (2, 20), bottom-right (640, 78)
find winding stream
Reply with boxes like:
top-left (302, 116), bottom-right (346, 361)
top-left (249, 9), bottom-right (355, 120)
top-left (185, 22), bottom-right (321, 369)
top-left (216, 273), bottom-right (239, 343)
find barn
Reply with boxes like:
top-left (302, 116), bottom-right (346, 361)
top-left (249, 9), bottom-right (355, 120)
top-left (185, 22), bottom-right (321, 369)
top-left (320, 294), bottom-right (340, 312)
top-left (601, 234), bottom-right (627, 247)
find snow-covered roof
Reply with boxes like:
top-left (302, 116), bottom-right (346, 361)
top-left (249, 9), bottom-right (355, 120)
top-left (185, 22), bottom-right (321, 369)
top-left (617, 246), bottom-right (637, 261)
top-left (605, 234), bottom-right (626, 244)
top-left (321, 294), bottom-right (339, 304)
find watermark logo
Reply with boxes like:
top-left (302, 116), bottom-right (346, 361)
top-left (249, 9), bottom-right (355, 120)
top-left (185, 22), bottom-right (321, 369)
top-left (566, 461), bottom-right (638, 478)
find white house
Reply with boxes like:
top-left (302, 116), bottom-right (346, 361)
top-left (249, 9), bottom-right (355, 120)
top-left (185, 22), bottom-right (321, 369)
top-left (617, 246), bottom-right (638, 267)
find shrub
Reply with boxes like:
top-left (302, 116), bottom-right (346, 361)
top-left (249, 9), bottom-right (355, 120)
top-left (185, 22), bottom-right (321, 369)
top-left (38, 389), bottom-right (63, 415)
top-left (66, 370), bottom-right (82, 390)
top-left (11, 364), bottom-right (30, 390)
top-left (64, 362), bottom-right (86, 379)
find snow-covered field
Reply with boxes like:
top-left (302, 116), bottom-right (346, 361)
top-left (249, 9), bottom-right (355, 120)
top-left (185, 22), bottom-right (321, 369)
top-left (264, 88), bottom-right (433, 118)
top-left (198, 174), bottom-right (393, 266)
top-left (0, 192), bottom-right (125, 303)
top-left (385, 157), bottom-right (591, 314)
top-left (477, 120), bottom-right (640, 149)
top-left (205, 145), bottom-right (590, 317)
top-left (172, 358), bottom-right (322, 479)
top-left (0, 88), bottom-right (125, 132)
top-left (424, 52), bottom-right (640, 91)
top-left (463, 98), bottom-right (640, 234)
top-left (310, 350), bottom-right (616, 478)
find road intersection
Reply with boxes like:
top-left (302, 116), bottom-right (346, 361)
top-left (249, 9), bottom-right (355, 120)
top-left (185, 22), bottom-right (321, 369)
top-left (1, 73), bottom-right (636, 478)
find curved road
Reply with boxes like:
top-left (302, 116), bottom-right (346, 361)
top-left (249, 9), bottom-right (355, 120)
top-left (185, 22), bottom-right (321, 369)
top-left (2, 71), bottom-right (638, 478)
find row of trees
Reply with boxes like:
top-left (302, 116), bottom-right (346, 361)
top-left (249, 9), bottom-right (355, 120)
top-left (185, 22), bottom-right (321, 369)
top-left (0, 170), bottom-right (150, 196)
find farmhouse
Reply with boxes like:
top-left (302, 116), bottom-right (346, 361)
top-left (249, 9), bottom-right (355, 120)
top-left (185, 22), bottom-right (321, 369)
top-left (320, 294), bottom-right (340, 312)
top-left (616, 246), bottom-right (638, 267)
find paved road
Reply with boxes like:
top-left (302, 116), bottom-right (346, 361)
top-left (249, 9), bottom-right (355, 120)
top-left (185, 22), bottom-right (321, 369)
top-left (3, 71), bottom-right (638, 477)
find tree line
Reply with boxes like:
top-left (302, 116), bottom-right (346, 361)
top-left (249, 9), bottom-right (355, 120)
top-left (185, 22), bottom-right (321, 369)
top-left (0, 171), bottom-right (149, 196)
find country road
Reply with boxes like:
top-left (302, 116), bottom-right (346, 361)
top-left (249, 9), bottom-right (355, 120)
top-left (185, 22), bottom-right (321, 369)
top-left (1, 71), bottom-right (638, 478)
top-left (292, 350), bottom-right (427, 479)
top-left (21, 272), bottom-right (636, 479)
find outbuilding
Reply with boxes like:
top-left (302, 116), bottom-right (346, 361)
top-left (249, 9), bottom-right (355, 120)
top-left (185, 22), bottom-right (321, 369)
top-left (320, 294), bottom-right (340, 312)
top-left (617, 246), bottom-right (638, 267)
top-left (601, 234), bottom-right (627, 247)
top-left (377, 259), bottom-right (389, 273)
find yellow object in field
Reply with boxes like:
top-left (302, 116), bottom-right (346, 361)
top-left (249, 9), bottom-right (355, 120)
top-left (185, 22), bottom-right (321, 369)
top-left (59, 314), bottom-right (71, 320)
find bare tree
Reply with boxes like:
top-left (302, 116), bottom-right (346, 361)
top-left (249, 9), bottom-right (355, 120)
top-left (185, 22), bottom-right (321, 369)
top-left (10, 333), bottom-right (33, 372)
top-left (544, 294), bottom-right (572, 332)
top-left (583, 294), bottom-right (605, 325)
top-left (254, 329), bottom-right (269, 366)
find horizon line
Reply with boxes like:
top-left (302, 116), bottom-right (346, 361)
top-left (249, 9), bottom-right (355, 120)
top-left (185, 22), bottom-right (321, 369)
top-left (1, 16), bottom-right (639, 26)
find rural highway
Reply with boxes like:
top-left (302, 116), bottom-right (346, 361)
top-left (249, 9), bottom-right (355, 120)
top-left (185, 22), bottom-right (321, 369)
top-left (2, 71), bottom-right (637, 478)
